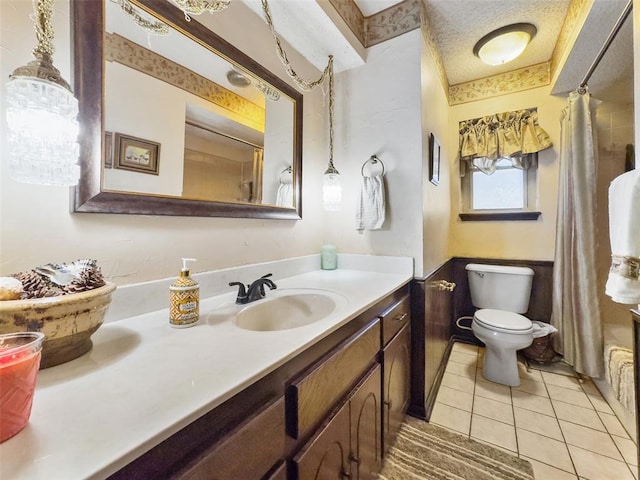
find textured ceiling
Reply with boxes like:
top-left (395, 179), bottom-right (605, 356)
top-left (238, 0), bottom-right (632, 101)
top-left (423, 0), bottom-right (571, 85)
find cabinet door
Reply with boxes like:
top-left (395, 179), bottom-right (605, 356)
top-left (349, 364), bottom-right (382, 480)
top-left (179, 397), bottom-right (284, 480)
top-left (265, 461), bottom-right (287, 480)
top-left (382, 323), bottom-right (411, 455)
top-left (292, 400), bottom-right (351, 480)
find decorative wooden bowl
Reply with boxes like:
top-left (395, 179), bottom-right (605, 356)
top-left (0, 282), bottom-right (116, 368)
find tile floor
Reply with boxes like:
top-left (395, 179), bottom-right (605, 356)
top-left (430, 342), bottom-right (638, 480)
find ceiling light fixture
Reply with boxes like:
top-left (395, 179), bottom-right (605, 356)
top-left (6, 0), bottom-right (80, 186)
top-left (473, 23), bottom-right (537, 66)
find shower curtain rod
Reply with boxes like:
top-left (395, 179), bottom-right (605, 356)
top-left (578, 0), bottom-right (633, 91)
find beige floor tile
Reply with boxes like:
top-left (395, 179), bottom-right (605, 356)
top-left (436, 385), bottom-right (473, 412)
top-left (445, 360), bottom-right (476, 378)
top-left (547, 384), bottom-right (592, 408)
top-left (517, 428), bottom-right (575, 473)
top-left (559, 420), bottom-right (623, 460)
top-left (514, 377), bottom-right (549, 397)
top-left (512, 389), bottom-right (555, 416)
top-left (449, 350), bottom-right (478, 366)
top-left (475, 378), bottom-right (512, 404)
top-left (517, 363), bottom-right (544, 382)
top-left (599, 412), bottom-right (632, 439)
top-left (632, 465), bottom-right (639, 479)
top-left (430, 402), bottom-right (471, 435)
top-left (473, 395), bottom-right (514, 425)
top-left (441, 372), bottom-right (476, 394)
top-left (452, 342), bottom-right (478, 354)
top-left (552, 400), bottom-right (606, 431)
top-left (542, 371), bottom-right (583, 391)
top-left (569, 445), bottom-right (635, 480)
top-left (471, 414), bottom-right (517, 452)
top-left (587, 391), bottom-right (615, 414)
top-left (580, 378), bottom-right (601, 396)
top-left (612, 435), bottom-right (638, 466)
top-left (521, 456), bottom-right (578, 480)
top-left (514, 406), bottom-right (563, 441)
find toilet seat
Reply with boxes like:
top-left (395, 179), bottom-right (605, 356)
top-left (474, 309), bottom-right (532, 334)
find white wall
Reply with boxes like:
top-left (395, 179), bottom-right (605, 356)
top-left (448, 86), bottom-right (566, 261)
top-left (328, 30), bottom-right (425, 275)
top-left (0, 0), bottom-right (329, 284)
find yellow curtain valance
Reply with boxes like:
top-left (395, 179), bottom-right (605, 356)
top-left (459, 108), bottom-right (552, 175)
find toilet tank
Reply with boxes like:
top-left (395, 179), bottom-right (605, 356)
top-left (465, 263), bottom-right (534, 314)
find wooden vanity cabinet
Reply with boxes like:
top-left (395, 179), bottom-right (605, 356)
top-left (291, 364), bottom-right (382, 480)
top-left (111, 284), bottom-right (410, 480)
top-left (179, 396), bottom-right (285, 480)
top-left (380, 296), bottom-right (411, 455)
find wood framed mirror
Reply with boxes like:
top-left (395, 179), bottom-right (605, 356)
top-left (71, 0), bottom-right (303, 219)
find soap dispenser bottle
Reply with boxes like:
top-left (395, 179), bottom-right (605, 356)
top-left (169, 258), bottom-right (199, 328)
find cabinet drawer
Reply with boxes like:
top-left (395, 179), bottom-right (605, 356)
top-left (381, 295), bottom-right (410, 347)
top-left (287, 319), bottom-right (380, 439)
top-left (179, 397), bottom-right (285, 480)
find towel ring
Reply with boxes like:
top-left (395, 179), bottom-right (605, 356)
top-left (361, 155), bottom-right (385, 177)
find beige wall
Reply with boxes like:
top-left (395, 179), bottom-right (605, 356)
top-left (447, 86), bottom-right (566, 261)
top-left (0, 1), bottom-right (428, 283)
top-left (595, 101), bottom-right (636, 326)
top-left (420, 31), bottom-right (452, 276)
top-left (327, 30), bottom-right (425, 275)
top-left (0, 0), bottom-right (329, 283)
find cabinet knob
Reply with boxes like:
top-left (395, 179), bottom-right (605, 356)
top-left (350, 453), bottom-right (361, 465)
top-left (341, 469), bottom-right (352, 479)
top-left (394, 312), bottom-right (408, 323)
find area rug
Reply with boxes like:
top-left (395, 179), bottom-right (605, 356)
top-left (378, 417), bottom-right (534, 480)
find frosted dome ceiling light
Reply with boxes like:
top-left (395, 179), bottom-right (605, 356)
top-left (473, 23), bottom-right (537, 66)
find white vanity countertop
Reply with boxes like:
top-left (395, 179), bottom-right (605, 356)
top-left (0, 258), bottom-right (412, 480)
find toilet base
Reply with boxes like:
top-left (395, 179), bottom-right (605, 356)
top-left (482, 347), bottom-right (522, 387)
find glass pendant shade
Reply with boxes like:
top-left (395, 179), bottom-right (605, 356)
top-left (6, 76), bottom-right (80, 186)
top-left (473, 23), bottom-right (537, 66)
top-left (5, 0), bottom-right (80, 186)
top-left (322, 165), bottom-right (341, 211)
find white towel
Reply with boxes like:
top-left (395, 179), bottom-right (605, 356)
top-left (275, 170), bottom-right (293, 207)
top-left (605, 169), bottom-right (640, 304)
top-left (356, 174), bottom-right (385, 230)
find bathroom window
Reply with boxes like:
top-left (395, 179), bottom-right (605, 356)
top-left (460, 156), bottom-right (540, 220)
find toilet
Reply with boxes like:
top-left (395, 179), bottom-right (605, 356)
top-left (466, 263), bottom-right (535, 387)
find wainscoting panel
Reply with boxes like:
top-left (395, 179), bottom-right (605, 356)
top-left (409, 261), bottom-right (454, 419)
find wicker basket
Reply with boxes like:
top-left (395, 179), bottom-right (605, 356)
top-left (522, 333), bottom-right (556, 364)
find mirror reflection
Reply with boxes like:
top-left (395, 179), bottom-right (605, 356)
top-left (102, 0), bottom-right (296, 208)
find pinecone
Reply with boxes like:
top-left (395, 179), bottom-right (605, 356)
top-left (62, 267), bottom-right (106, 294)
top-left (12, 270), bottom-right (63, 299)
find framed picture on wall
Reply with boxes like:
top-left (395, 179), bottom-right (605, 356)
top-left (114, 133), bottom-right (160, 175)
top-left (429, 133), bottom-right (441, 186)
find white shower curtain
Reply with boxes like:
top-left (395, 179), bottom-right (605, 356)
top-left (551, 91), bottom-right (603, 378)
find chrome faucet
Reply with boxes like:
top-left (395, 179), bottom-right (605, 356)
top-left (229, 273), bottom-right (277, 304)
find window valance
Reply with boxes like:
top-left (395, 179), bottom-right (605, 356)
top-left (459, 108), bottom-right (552, 175)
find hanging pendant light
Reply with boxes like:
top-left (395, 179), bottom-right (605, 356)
top-left (6, 0), bottom-right (80, 186)
top-left (171, 0), bottom-right (230, 21)
top-left (260, 0), bottom-right (340, 210)
top-left (322, 56), bottom-right (341, 211)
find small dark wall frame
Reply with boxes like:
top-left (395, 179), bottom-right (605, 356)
top-left (114, 133), bottom-right (160, 175)
top-left (429, 133), bottom-right (440, 186)
top-left (104, 131), bottom-right (113, 168)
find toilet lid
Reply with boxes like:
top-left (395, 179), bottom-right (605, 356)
top-left (474, 309), bottom-right (532, 331)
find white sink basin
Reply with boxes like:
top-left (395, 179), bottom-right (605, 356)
top-left (234, 289), bottom-right (347, 331)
